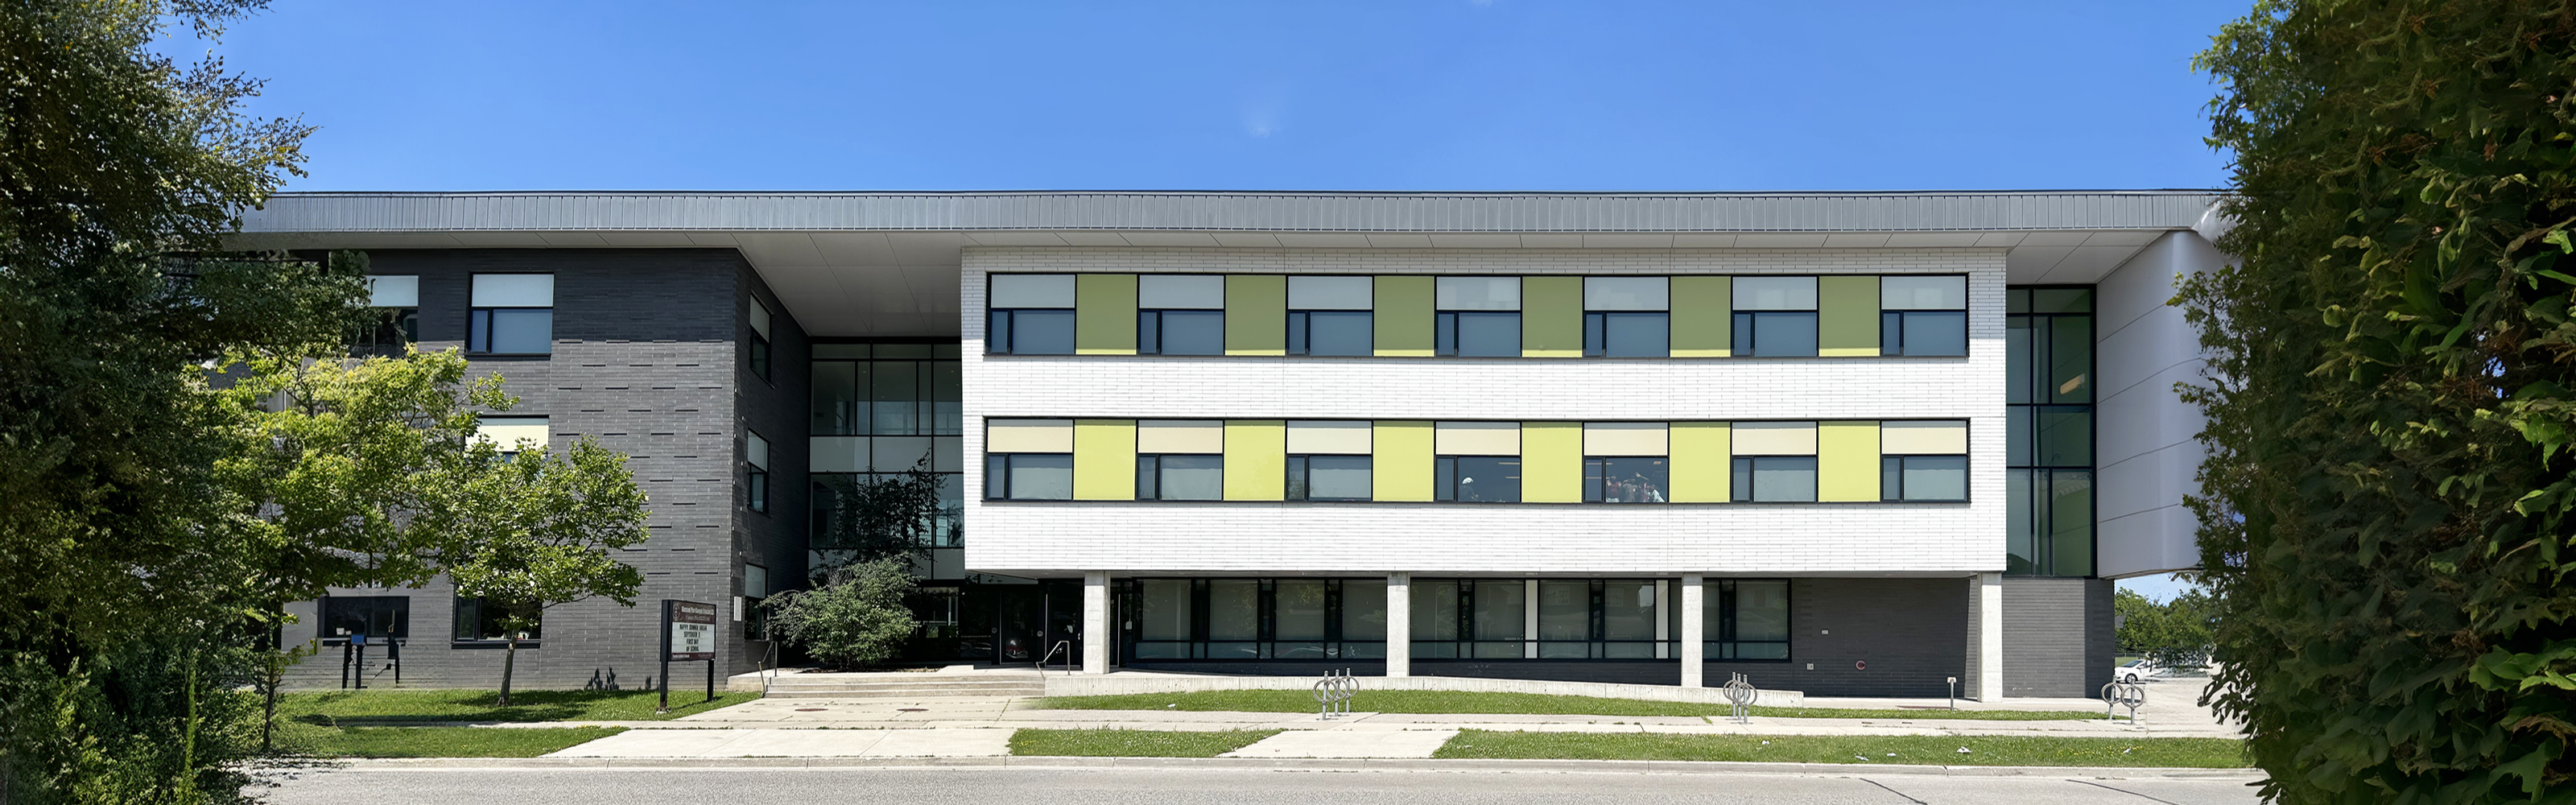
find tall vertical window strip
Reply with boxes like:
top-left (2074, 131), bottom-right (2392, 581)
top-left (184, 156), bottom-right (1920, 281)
top-left (986, 274), bottom-right (1077, 355)
top-left (2006, 287), bottom-right (2095, 576)
top-left (467, 274), bottom-right (554, 355)
top-left (745, 431), bottom-right (770, 513)
top-left (749, 298), bottom-right (774, 381)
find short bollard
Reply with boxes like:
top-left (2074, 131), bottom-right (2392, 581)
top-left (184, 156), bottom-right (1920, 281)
top-left (1314, 668), bottom-right (1358, 720)
top-left (1721, 673), bottom-right (1759, 724)
top-left (2101, 681), bottom-right (2146, 728)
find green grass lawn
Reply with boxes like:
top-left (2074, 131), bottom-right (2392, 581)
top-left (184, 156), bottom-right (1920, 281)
top-left (1009, 729), bottom-right (1282, 758)
top-left (278, 688), bottom-right (756, 724)
top-left (1434, 730), bottom-right (2249, 768)
top-left (277, 724), bottom-right (625, 758)
top-left (1033, 690), bottom-right (2114, 720)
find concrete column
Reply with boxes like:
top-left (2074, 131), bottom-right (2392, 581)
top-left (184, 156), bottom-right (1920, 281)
top-left (1082, 571), bottom-right (1109, 675)
top-left (1385, 572), bottom-right (1411, 678)
top-left (1679, 574), bottom-right (1705, 688)
top-left (1968, 572), bottom-right (2004, 700)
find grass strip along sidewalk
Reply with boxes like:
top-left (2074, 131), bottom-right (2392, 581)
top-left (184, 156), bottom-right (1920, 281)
top-left (1435, 730), bottom-right (2248, 768)
top-left (269, 689), bottom-right (747, 758)
top-left (1009, 729), bottom-right (1282, 758)
top-left (296, 726), bottom-right (627, 758)
top-left (279, 688), bottom-right (756, 723)
top-left (1036, 690), bottom-right (2116, 721)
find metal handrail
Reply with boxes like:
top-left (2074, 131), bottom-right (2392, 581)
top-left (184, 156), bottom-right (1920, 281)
top-left (1036, 640), bottom-right (1075, 675)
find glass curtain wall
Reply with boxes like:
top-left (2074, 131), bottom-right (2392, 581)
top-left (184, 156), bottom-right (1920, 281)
top-left (808, 341), bottom-right (972, 650)
top-left (2006, 288), bottom-right (2095, 576)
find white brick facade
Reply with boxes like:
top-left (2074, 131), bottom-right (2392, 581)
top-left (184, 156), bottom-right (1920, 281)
top-left (960, 247), bottom-right (2008, 578)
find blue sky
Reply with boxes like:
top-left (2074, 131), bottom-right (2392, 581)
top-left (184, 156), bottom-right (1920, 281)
top-left (197, 2), bottom-right (2228, 601)
top-left (195, 0), bottom-right (2246, 193)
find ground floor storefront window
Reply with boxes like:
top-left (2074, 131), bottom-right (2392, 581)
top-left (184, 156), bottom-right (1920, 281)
top-left (1118, 576), bottom-right (1790, 664)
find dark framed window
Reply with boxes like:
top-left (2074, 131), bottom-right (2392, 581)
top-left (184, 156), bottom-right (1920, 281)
top-left (1729, 456), bottom-right (1818, 502)
top-left (1134, 454), bottom-right (1224, 501)
top-left (749, 298), bottom-right (774, 381)
top-left (1730, 276), bottom-right (1818, 357)
top-left (742, 564), bottom-right (770, 641)
top-left (1404, 578), bottom-right (1680, 661)
top-left (745, 431), bottom-right (771, 513)
top-left (355, 275), bottom-right (419, 358)
top-left (1583, 456), bottom-right (1669, 503)
top-left (986, 309), bottom-right (1075, 355)
top-left (1434, 456), bottom-right (1521, 502)
top-left (1286, 455), bottom-right (1373, 502)
top-left (466, 274), bottom-right (553, 355)
top-left (983, 453), bottom-right (1073, 500)
top-left (320, 596), bottom-right (409, 642)
top-left (1583, 312), bottom-right (1670, 357)
top-left (809, 343), bottom-right (964, 436)
top-left (452, 597), bottom-right (538, 643)
top-left (1125, 577), bottom-right (1390, 661)
top-left (1703, 579), bottom-right (1791, 660)
top-left (1137, 310), bottom-right (1225, 355)
top-left (1287, 311), bottom-right (1373, 356)
top-left (1435, 312), bottom-right (1521, 357)
top-left (2008, 286), bottom-right (2095, 577)
top-left (1881, 455), bottom-right (1967, 502)
top-left (1880, 274), bottom-right (1969, 357)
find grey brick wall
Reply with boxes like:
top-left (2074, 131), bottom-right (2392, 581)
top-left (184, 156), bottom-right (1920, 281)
top-left (283, 249), bottom-right (770, 690)
top-left (733, 261), bottom-right (811, 670)
top-left (2001, 576), bottom-right (2115, 697)
top-left (1703, 577), bottom-right (1970, 698)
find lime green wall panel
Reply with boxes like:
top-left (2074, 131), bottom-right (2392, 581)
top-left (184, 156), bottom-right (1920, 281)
top-left (1074, 274), bottom-right (1139, 355)
top-left (1521, 276), bottom-right (1583, 357)
top-left (1670, 276), bottom-right (1732, 357)
top-left (1520, 422), bottom-right (1583, 502)
top-left (1223, 420), bottom-right (1286, 502)
top-left (1817, 420), bottom-right (1880, 502)
top-left (1374, 275), bottom-right (1435, 357)
top-left (1818, 275), bottom-right (1881, 357)
top-left (1225, 275), bottom-right (1287, 356)
top-left (1668, 422), bottom-right (1732, 502)
top-left (1373, 421), bottom-right (1435, 502)
top-left (1073, 419), bottom-right (1137, 501)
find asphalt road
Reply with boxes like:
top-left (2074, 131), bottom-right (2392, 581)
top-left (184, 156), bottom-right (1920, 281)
top-left (248, 766), bottom-right (2263, 805)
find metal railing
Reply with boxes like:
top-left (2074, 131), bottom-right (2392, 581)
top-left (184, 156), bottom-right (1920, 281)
top-left (1037, 640), bottom-right (1075, 675)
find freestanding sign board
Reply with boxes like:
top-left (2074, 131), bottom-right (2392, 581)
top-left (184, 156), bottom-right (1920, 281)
top-left (658, 600), bottom-right (719, 712)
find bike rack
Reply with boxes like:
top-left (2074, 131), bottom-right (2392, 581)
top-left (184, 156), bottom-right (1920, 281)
top-left (2101, 681), bottom-right (2146, 728)
top-left (1313, 668), bottom-right (1358, 719)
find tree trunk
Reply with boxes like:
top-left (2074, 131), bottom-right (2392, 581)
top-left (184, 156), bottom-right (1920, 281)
top-left (499, 632), bottom-right (518, 705)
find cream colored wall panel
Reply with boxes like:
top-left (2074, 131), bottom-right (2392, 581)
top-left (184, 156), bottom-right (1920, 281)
top-left (986, 419), bottom-right (1074, 452)
top-left (1732, 421), bottom-right (1818, 455)
top-left (1583, 423), bottom-right (1668, 456)
top-left (1881, 420), bottom-right (1970, 454)
top-left (1435, 421), bottom-right (1521, 455)
top-left (1136, 419), bottom-right (1225, 453)
top-left (1286, 420), bottom-right (1373, 454)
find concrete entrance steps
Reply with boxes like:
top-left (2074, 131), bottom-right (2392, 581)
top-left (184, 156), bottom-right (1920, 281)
top-left (759, 669), bottom-right (1048, 700)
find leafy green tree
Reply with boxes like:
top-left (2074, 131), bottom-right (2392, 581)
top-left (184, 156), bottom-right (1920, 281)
top-left (2189, 2), bottom-right (2576, 800)
top-left (762, 559), bottom-right (920, 670)
top-left (431, 436), bottom-right (651, 705)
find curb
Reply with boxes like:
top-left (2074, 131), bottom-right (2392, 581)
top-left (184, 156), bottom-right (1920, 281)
top-left (299, 755), bottom-right (2264, 779)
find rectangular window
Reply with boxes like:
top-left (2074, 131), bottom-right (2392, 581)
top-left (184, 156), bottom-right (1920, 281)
top-left (1134, 454), bottom-right (1224, 501)
top-left (1136, 275), bottom-right (1225, 355)
top-left (1881, 455), bottom-right (1967, 502)
top-left (742, 564), bottom-right (770, 641)
top-left (745, 431), bottom-right (770, 513)
top-left (2008, 287), bottom-right (2096, 577)
top-left (1703, 579), bottom-right (1791, 660)
top-left (1729, 276), bottom-right (1818, 357)
top-left (1879, 275), bottom-right (1967, 357)
top-left (1730, 456), bottom-right (1818, 502)
top-left (452, 597), bottom-right (538, 643)
top-left (1286, 275), bottom-right (1374, 357)
top-left (1286, 454), bottom-right (1373, 501)
top-left (987, 274), bottom-right (1077, 355)
top-left (1583, 456), bottom-right (1670, 503)
top-left (467, 274), bottom-right (554, 355)
top-left (354, 276), bottom-right (420, 358)
top-left (1470, 580), bottom-right (1526, 658)
top-left (319, 596), bottom-right (408, 642)
top-left (983, 453), bottom-right (1073, 500)
top-left (1583, 277), bottom-right (1670, 357)
top-left (749, 298), bottom-right (774, 381)
top-left (473, 416), bottom-right (549, 456)
top-left (1434, 456), bottom-right (1522, 502)
top-left (1435, 276), bottom-right (1521, 357)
